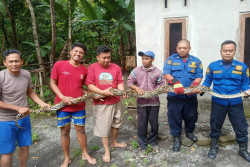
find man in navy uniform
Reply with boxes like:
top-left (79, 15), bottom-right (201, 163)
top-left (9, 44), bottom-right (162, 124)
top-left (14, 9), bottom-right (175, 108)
top-left (201, 40), bottom-right (250, 161)
top-left (163, 39), bottom-right (203, 152)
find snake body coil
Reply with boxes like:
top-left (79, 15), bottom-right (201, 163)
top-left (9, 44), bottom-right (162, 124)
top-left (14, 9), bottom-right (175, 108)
top-left (15, 85), bottom-right (248, 128)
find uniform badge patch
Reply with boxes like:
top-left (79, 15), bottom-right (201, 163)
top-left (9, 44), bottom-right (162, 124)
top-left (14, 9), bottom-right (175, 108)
top-left (200, 63), bottom-right (203, 69)
top-left (246, 68), bottom-right (249, 77)
top-left (213, 71), bottom-right (222, 74)
top-left (206, 67), bottom-right (210, 75)
top-left (189, 62), bottom-right (197, 68)
top-left (173, 63), bottom-right (180, 66)
top-left (235, 65), bottom-right (243, 71)
top-left (167, 59), bottom-right (172, 65)
top-left (191, 69), bottom-right (195, 73)
top-left (232, 71), bottom-right (242, 75)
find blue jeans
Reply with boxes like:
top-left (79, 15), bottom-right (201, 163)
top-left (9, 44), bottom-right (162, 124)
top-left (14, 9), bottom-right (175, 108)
top-left (210, 101), bottom-right (248, 143)
top-left (137, 106), bottom-right (159, 150)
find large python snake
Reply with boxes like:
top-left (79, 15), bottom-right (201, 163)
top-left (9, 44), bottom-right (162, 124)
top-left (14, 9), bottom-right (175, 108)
top-left (15, 85), bottom-right (249, 129)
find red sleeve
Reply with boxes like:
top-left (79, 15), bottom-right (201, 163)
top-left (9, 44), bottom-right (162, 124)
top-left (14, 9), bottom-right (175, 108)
top-left (83, 66), bottom-right (88, 85)
top-left (85, 65), bottom-right (95, 85)
top-left (51, 62), bottom-right (59, 80)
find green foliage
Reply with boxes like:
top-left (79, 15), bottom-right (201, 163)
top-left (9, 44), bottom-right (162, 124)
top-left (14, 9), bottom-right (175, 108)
top-left (146, 144), bottom-right (153, 155)
top-left (124, 110), bottom-right (128, 114)
top-left (130, 162), bottom-right (137, 167)
top-left (123, 97), bottom-right (136, 107)
top-left (72, 147), bottom-right (82, 158)
top-left (124, 99), bottom-right (130, 107)
top-left (181, 148), bottom-right (189, 154)
top-left (125, 154), bottom-right (131, 164)
top-left (79, 0), bottom-right (98, 20)
top-left (98, 158), bottom-right (102, 166)
top-left (110, 164), bottom-right (117, 167)
top-left (79, 159), bottom-right (86, 166)
top-left (131, 139), bottom-right (138, 149)
top-left (28, 73), bottom-right (55, 117)
top-left (1, 0), bottom-right (135, 72)
top-left (127, 116), bottom-right (133, 120)
top-left (90, 144), bottom-right (100, 151)
top-left (32, 131), bottom-right (40, 142)
top-left (143, 158), bottom-right (149, 165)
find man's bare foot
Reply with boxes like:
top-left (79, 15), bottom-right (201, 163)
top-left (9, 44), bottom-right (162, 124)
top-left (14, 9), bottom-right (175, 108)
top-left (102, 153), bottom-right (110, 162)
top-left (60, 159), bottom-right (71, 167)
top-left (82, 153), bottom-right (96, 164)
top-left (111, 142), bottom-right (127, 148)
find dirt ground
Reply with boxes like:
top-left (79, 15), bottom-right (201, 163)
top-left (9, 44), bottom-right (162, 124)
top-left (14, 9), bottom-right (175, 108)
top-left (10, 93), bottom-right (250, 167)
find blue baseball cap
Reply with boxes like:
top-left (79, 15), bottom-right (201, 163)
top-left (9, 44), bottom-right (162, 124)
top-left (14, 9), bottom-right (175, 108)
top-left (138, 50), bottom-right (155, 59)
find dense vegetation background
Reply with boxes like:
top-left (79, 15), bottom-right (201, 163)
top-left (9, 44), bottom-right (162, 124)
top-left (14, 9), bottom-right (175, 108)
top-left (0, 0), bottom-right (135, 104)
top-left (0, 0), bottom-right (135, 67)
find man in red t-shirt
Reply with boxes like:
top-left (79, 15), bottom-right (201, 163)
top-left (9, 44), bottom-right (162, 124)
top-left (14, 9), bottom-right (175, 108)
top-left (50, 42), bottom-right (96, 166)
top-left (86, 46), bottom-right (127, 162)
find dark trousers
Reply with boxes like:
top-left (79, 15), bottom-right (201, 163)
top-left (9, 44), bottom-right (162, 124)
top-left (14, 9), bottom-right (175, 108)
top-left (167, 96), bottom-right (198, 136)
top-left (210, 101), bottom-right (248, 143)
top-left (137, 106), bottom-right (159, 150)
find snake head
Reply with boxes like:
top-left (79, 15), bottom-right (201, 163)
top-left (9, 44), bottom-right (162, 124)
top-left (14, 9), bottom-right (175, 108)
top-left (16, 113), bottom-right (24, 119)
top-left (15, 113), bottom-right (26, 129)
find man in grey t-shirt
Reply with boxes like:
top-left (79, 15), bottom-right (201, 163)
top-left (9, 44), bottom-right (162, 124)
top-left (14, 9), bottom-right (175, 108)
top-left (0, 49), bottom-right (50, 167)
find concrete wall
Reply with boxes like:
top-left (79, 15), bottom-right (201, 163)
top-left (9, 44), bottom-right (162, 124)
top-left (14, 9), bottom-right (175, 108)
top-left (135, 0), bottom-right (250, 72)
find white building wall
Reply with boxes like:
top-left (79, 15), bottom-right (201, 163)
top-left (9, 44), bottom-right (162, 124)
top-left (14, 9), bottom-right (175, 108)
top-left (135, 0), bottom-right (250, 72)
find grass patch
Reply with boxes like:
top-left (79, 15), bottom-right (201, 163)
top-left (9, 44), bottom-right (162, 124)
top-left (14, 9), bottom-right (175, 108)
top-left (123, 97), bottom-right (136, 107)
top-left (90, 144), bottom-right (100, 151)
top-left (127, 116), bottom-right (133, 120)
top-left (131, 139), bottom-right (138, 149)
top-left (131, 162), bottom-right (137, 167)
top-left (98, 158), bottom-right (102, 166)
top-left (125, 154), bottom-right (131, 164)
top-left (32, 132), bottom-right (40, 142)
top-left (143, 158), bottom-right (149, 164)
top-left (79, 159), bottom-right (86, 166)
top-left (145, 144), bottom-right (152, 155)
top-left (72, 147), bottom-right (82, 159)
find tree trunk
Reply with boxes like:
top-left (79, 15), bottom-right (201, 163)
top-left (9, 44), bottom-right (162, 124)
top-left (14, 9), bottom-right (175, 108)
top-left (58, 42), bottom-right (68, 60)
top-left (119, 35), bottom-right (125, 69)
top-left (1, 0), bottom-right (17, 48)
top-left (0, 36), bottom-right (5, 66)
top-left (67, 0), bottom-right (72, 59)
top-left (26, 0), bottom-right (43, 69)
top-left (1, 14), bottom-right (10, 47)
top-left (49, 0), bottom-right (57, 67)
top-left (127, 31), bottom-right (131, 56)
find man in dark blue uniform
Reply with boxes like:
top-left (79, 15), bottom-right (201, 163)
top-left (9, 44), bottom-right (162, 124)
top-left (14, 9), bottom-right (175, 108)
top-left (201, 40), bottom-right (250, 162)
top-left (163, 39), bottom-right (203, 152)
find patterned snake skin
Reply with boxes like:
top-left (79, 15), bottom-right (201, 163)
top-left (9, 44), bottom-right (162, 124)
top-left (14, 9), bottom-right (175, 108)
top-left (15, 85), bottom-right (248, 128)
